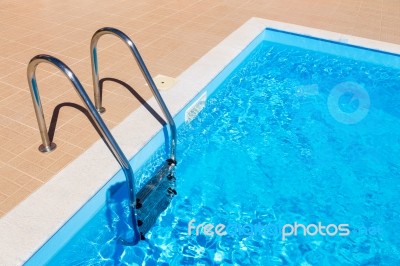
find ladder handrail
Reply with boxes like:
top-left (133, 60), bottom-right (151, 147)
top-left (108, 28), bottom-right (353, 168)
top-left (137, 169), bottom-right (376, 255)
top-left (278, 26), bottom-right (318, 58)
top-left (90, 27), bottom-right (177, 163)
top-left (27, 54), bottom-right (140, 245)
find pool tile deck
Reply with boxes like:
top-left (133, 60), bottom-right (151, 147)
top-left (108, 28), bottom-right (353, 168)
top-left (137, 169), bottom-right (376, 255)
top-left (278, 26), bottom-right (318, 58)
top-left (0, 0), bottom-right (399, 216)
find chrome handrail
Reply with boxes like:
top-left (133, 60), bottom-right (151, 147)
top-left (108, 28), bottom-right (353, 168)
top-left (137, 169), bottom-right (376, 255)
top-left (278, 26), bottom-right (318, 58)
top-left (27, 54), bottom-right (140, 245)
top-left (90, 27), bottom-right (177, 163)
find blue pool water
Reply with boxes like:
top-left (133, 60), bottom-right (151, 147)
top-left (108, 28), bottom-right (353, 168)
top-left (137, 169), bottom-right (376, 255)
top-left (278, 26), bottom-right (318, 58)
top-left (28, 30), bottom-right (400, 265)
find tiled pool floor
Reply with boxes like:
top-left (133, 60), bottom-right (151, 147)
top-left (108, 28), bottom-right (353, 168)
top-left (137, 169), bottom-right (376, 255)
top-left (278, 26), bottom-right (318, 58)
top-left (0, 0), bottom-right (399, 216)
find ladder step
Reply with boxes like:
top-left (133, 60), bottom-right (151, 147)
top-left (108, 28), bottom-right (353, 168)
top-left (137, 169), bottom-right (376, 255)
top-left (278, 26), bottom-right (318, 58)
top-left (137, 192), bottom-right (173, 235)
top-left (136, 160), bottom-right (177, 238)
top-left (137, 175), bottom-right (172, 212)
top-left (136, 161), bottom-right (171, 202)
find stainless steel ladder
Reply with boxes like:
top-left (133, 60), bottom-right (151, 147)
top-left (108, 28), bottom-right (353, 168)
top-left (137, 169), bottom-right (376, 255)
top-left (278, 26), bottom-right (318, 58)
top-left (90, 27), bottom-right (177, 163)
top-left (27, 54), bottom-right (141, 245)
top-left (90, 27), bottom-right (178, 239)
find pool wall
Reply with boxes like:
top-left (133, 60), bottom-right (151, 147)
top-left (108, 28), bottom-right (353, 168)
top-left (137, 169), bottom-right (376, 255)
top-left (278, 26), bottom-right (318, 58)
top-left (1, 18), bottom-right (400, 265)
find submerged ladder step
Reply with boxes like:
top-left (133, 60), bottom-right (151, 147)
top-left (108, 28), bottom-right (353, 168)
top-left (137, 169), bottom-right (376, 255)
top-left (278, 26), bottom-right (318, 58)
top-left (137, 190), bottom-right (173, 236)
top-left (137, 175), bottom-right (173, 212)
top-left (136, 161), bottom-right (171, 203)
top-left (136, 160), bottom-right (177, 238)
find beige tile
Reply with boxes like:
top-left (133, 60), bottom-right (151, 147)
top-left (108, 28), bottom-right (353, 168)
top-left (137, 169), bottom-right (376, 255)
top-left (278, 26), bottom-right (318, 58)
top-left (47, 153), bottom-right (75, 173)
top-left (0, 11), bottom-right (17, 23)
top-left (3, 167), bottom-right (33, 187)
top-left (0, 193), bottom-right (7, 203)
top-left (15, 32), bottom-right (56, 46)
top-left (62, 28), bottom-right (92, 44)
top-left (0, 148), bottom-right (14, 163)
top-left (38, 12), bottom-right (81, 25)
top-left (0, 81), bottom-right (22, 102)
top-left (0, 25), bottom-right (35, 42)
top-left (203, 4), bottom-right (239, 19)
top-left (0, 188), bottom-right (31, 213)
top-left (268, 0), bottom-right (294, 10)
top-left (0, 58), bottom-right (25, 78)
top-left (37, 24), bottom-right (77, 39)
top-left (18, 145), bottom-right (54, 165)
top-left (381, 33), bottom-right (400, 44)
top-left (351, 27), bottom-right (381, 40)
top-left (184, 1), bottom-right (220, 14)
top-left (381, 15), bottom-right (400, 28)
top-left (75, 133), bottom-right (99, 149)
top-left (157, 52), bottom-right (198, 71)
top-left (33, 168), bottom-right (56, 183)
top-left (33, 37), bottom-right (79, 55)
top-left (58, 44), bottom-right (90, 61)
top-left (139, 45), bottom-right (176, 63)
top-left (1, 68), bottom-right (30, 89)
top-left (159, 0), bottom-right (198, 10)
top-left (13, 17), bottom-right (56, 32)
top-left (49, 139), bottom-right (84, 158)
top-left (147, 63), bottom-right (182, 78)
top-left (0, 175), bottom-right (21, 196)
top-left (154, 7), bottom-right (180, 17)
top-left (205, 22), bottom-right (238, 37)
top-left (24, 178), bottom-right (43, 192)
top-left (8, 156), bottom-right (45, 179)
top-left (1, 41), bottom-right (31, 58)
top-left (135, 10), bottom-right (172, 24)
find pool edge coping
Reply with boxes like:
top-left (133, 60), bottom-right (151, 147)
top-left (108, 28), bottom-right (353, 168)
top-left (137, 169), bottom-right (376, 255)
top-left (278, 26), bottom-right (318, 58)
top-left (1, 17), bottom-right (400, 265)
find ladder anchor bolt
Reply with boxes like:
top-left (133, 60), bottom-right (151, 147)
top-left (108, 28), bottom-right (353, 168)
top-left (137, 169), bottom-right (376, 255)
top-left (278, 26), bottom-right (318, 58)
top-left (167, 187), bottom-right (177, 196)
top-left (167, 159), bottom-right (177, 166)
top-left (136, 198), bottom-right (142, 209)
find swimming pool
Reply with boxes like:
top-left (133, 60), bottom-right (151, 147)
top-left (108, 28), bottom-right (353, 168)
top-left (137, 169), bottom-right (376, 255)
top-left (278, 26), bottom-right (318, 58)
top-left (23, 25), bottom-right (400, 265)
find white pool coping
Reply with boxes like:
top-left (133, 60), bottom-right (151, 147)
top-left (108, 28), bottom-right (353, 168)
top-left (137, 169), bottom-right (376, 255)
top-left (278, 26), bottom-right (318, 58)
top-left (1, 18), bottom-right (400, 265)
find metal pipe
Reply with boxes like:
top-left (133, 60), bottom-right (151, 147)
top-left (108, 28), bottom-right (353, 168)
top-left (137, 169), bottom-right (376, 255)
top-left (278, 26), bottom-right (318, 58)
top-left (90, 27), bottom-right (177, 162)
top-left (27, 54), bottom-right (140, 245)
